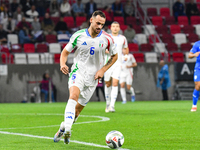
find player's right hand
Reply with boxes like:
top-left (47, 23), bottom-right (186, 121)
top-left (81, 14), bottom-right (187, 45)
top-left (60, 65), bottom-right (69, 75)
top-left (195, 52), bottom-right (200, 57)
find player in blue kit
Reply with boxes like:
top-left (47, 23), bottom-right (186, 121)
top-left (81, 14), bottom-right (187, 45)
top-left (188, 41), bottom-right (200, 112)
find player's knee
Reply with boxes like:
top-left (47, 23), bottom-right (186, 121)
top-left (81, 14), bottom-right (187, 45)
top-left (120, 84), bottom-right (125, 88)
top-left (69, 94), bottom-right (79, 101)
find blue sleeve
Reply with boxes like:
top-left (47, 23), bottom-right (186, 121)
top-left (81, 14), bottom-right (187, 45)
top-left (190, 42), bottom-right (199, 54)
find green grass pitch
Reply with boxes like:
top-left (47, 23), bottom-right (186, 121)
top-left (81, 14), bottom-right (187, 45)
top-left (0, 101), bottom-right (199, 150)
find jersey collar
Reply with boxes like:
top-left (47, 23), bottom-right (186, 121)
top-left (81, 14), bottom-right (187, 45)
top-left (86, 29), bottom-right (102, 37)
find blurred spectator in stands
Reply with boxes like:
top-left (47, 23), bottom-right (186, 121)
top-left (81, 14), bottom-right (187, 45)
top-left (157, 60), bottom-right (171, 100)
top-left (13, 6), bottom-right (24, 23)
top-left (31, 17), bottom-right (43, 42)
top-left (112, 0), bottom-right (123, 16)
top-left (103, 25), bottom-right (111, 33)
top-left (26, 5), bottom-right (39, 22)
top-left (124, 24), bottom-right (135, 43)
top-left (0, 24), bottom-right (7, 44)
top-left (60, 0), bottom-right (71, 17)
top-left (10, 0), bottom-right (19, 13)
top-left (16, 16), bottom-right (32, 31)
top-left (102, 6), bottom-right (113, 26)
top-left (3, 16), bottom-right (16, 34)
top-left (20, 0), bottom-right (35, 14)
top-left (19, 25), bottom-right (35, 44)
top-left (0, 3), bottom-right (6, 12)
top-left (57, 0), bottom-right (63, 5)
top-left (80, 18), bottom-right (89, 29)
top-left (173, 0), bottom-right (185, 21)
top-left (72, 0), bottom-right (86, 17)
top-left (34, 0), bottom-right (46, 17)
top-left (124, 0), bottom-right (134, 19)
top-left (186, 0), bottom-right (199, 19)
top-left (50, 0), bottom-right (60, 17)
top-left (85, 0), bottom-right (97, 19)
top-left (41, 13), bottom-right (56, 35)
top-left (54, 17), bottom-right (71, 35)
top-left (0, 7), bottom-right (13, 24)
top-left (40, 72), bottom-right (56, 102)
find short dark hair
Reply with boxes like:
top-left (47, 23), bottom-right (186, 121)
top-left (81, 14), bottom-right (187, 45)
top-left (92, 10), bottom-right (106, 19)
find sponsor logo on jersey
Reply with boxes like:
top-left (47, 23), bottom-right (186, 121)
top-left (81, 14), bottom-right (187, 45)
top-left (82, 41), bottom-right (87, 45)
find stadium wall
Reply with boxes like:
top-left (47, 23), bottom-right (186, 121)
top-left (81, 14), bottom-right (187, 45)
top-left (0, 63), bottom-right (191, 103)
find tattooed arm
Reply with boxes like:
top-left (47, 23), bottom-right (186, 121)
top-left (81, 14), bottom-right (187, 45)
top-left (95, 53), bottom-right (118, 80)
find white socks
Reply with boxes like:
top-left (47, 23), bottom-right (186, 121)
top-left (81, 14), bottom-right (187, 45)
top-left (110, 86), bottom-right (118, 107)
top-left (129, 87), bottom-right (135, 96)
top-left (105, 85), bottom-right (111, 106)
top-left (120, 88), bottom-right (126, 102)
top-left (64, 99), bottom-right (77, 131)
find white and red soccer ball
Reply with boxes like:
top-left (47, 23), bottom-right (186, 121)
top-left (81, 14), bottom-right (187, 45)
top-left (106, 131), bottom-right (124, 149)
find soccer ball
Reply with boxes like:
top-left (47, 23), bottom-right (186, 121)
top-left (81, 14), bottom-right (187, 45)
top-left (106, 131), bottom-right (124, 149)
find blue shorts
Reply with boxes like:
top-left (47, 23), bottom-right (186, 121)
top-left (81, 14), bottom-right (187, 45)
top-left (194, 69), bottom-right (200, 82)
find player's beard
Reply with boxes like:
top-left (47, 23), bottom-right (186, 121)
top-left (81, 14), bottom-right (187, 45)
top-left (93, 26), bottom-right (101, 34)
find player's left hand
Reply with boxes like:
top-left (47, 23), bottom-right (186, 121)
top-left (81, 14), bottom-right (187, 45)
top-left (95, 69), bottom-right (104, 80)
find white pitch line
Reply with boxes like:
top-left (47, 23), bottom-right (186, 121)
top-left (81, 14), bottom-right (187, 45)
top-left (0, 131), bottom-right (130, 150)
top-left (0, 114), bottom-right (110, 130)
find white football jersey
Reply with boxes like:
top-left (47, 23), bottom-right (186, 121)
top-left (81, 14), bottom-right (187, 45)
top-left (121, 53), bottom-right (136, 77)
top-left (105, 34), bottom-right (128, 66)
top-left (65, 29), bottom-right (116, 77)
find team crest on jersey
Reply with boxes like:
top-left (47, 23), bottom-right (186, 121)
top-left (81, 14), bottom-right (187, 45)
top-left (99, 40), bottom-right (104, 47)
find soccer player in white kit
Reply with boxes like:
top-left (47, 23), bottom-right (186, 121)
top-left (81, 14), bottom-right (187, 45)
top-left (53, 11), bottom-right (118, 144)
top-left (104, 21), bottom-right (129, 112)
top-left (120, 48), bottom-right (137, 104)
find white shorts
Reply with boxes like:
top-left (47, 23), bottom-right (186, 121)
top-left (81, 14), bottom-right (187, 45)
top-left (120, 72), bottom-right (133, 85)
top-left (68, 71), bottom-right (98, 106)
top-left (104, 64), bottom-right (121, 82)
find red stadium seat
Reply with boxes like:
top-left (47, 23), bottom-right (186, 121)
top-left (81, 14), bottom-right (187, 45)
top-left (45, 34), bottom-right (57, 43)
top-left (161, 52), bottom-right (171, 62)
top-left (147, 8), bottom-right (157, 17)
top-left (166, 42), bottom-right (178, 52)
top-left (181, 25), bottom-right (195, 34)
top-left (126, 16), bottom-right (137, 25)
top-left (140, 43), bottom-right (153, 52)
top-left (63, 16), bottom-right (75, 28)
top-left (172, 52), bottom-right (184, 62)
top-left (133, 25), bottom-right (142, 33)
top-left (23, 44), bottom-right (35, 53)
top-left (1, 53), bottom-right (14, 64)
top-left (170, 25), bottom-right (181, 34)
top-left (128, 43), bottom-right (139, 52)
top-left (188, 33), bottom-right (199, 43)
top-left (11, 44), bottom-right (22, 53)
top-left (190, 16), bottom-right (200, 25)
top-left (180, 43), bottom-right (192, 51)
top-left (75, 16), bottom-right (86, 27)
top-left (54, 53), bottom-right (61, 63)
top-left (178, 16), bottom-right (189, 26)
top-left (120, 25), bottom-right (127, 32)
top-left (156, 25), bottom-right (169, 35)
top-left (161, 34), bottom-right (174, 43)
top-left (160, 7), bottom-right (170, 17)
top-left (165, 16), bottom-right (176, 25)
top-left (133, 53), bottom-right (145, 62)
top-left (113, 17), bottom-right (125, 25)
top-left (36, 44), bottom-right (48, 53)
top-left (152, 16), bottom-right (163, 26)
top-left (148, 34), bottom-right (160, 44)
